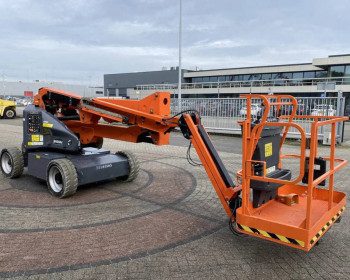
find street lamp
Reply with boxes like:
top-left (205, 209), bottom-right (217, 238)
top-left (178, 0), bottom-right (182, 112)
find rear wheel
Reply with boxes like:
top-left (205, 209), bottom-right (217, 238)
top-left (0, 147), bottom-right (24, 178)
top-left (4, 108), bottom-right (16, 119)
top-left (47, 158), bottom-right (78, 198)
top-left (116, 150), bottom-right (139, 182)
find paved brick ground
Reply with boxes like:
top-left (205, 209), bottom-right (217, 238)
top-left (0, 123), bottom-right (349, 279)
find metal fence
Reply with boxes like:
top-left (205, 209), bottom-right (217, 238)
top-left (137, 77), bottom-right (350, 91)
top-left (170, 96), bottom-right (346, 142)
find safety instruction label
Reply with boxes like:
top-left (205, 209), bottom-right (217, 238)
top-left (43, 122), bottom-right (53, 128)
top-left (265, 165), bottom-right (276, 175)
top-left (28, 142), bottom-right (43, 146)
top-left (28, 134), bottom-right (44, 146)
top-left (265, 142), bottom-right (272, 157)
top-left (31, 135), bottom-right (43, 142)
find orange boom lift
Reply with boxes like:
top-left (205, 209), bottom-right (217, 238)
top-left (1, 88), bottom-right (347, 251)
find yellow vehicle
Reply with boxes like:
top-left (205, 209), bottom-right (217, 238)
top-left (0, 99), bottom-right (16, 119)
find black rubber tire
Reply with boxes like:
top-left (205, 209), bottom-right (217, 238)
top-left (116, 150), bottom-right (139, 182)
top-left (4, 108), bottom-right (16, 119)
top-left (0, 147), bottom-right (24, 178)
top-left (47, 158), bottom-right (78, 198)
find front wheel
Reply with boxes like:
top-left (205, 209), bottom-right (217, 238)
top-left (0, 147), bottom-right (24, 178)
top-left (4, 108), bottom-right (16, 119)
top-left (47, 158), bottom-right (78, 198)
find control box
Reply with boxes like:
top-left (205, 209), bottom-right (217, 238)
top-left (27, 112), bottom-right (42, 134)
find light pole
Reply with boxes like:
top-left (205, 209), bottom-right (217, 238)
top-left (178, 0), bottom-right (182, 112)
top-left (2, 72), bottom-right (5, 98)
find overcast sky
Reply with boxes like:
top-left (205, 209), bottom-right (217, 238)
top-left (0, 0), bottom-right (349, 85)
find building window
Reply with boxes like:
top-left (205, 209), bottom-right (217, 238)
top-left (209, 76), bottom-right (218, 82)
top-left (202, 77), bottom-right (210, 82)
top-left (315, 71), bottom-right (327, 78)
top-left (345, 65), bottom-right (350, 85)
top-left (272, 73), bottom-right (282, 79)
top-left (218, 76), bottom-right (225, 82)
top-left (226, 75), bottom-right (234, 81)
top-left (344, 65), bottom-right (350, 76)
top-left (261, 73), bottom-right (272, 80)
top-left (290, 72), bottom-right (303, 85)
top-left (193, 77), bottom-right (202, 83)
top-left (293, 72), bottom-right (303, 80)
top-left (330, 65), bottom-right (345, 77)
top-left (95, 91), bottom-right (103, 95)
top-left (249, 74), bottom-right (261, 80)
top-left (304, 71), bottom-right (315, 78)
top-left (280, 73), bottom-right (292, 80)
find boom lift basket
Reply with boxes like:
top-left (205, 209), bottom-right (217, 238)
top-left (235, 94), bottom-right (347, 251)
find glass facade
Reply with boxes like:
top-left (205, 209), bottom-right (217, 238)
top-left (218, 76), bottom-right (225, 82)
top-left (304, 71), bottom-right (315, 79)
top-left (330, 65), bottom-right (345, 77)
top-left (345, 65), bottom-right (350, 85)
top-left (315, 71), bottom-right (327, 78)
top-left (346, 65), bottom-right (350, 76)
top-left (190, 65), bottom-right (350, 84)
top-left (193, 77), bottom-right (202, 83)
top-left (281, 72), bottom-right (292, 79)
top-left (261, 73), bottom-right (272, 80)
top-left (293, 72), bottom-right (303, 80)
top-left (209, 76), bottom-right (218, 82)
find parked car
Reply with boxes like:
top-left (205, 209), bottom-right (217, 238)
top-left (240, 104), bottom-right (262, 117)
top-left (15, 99), bottom-right (26, 106)
top-left (311, 104), bottom-right (335, 116)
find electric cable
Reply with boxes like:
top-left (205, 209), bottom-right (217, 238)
top-left (162, 109), bottom-right (201, 123)
top-left (228, 196), bottom-right (246, 237)
top-left (162, 109), bottom-right (203, 167)
top-left (186, 141), bottom-right (202, 166)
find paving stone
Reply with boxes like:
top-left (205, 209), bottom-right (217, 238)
top-left (0, 123), bottom-right (349, 279)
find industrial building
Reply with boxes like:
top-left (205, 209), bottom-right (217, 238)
top-left (0, 80), bottom-right (103, 99)
top-left (104, 54), bottom-right (350, 103)
top-left (104, 67), bottom-right (188, 97)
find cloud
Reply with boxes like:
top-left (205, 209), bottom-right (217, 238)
top-left (0, 0), bottom-right (349, 85)
top-left (107, 21), bottom-right (173, 36)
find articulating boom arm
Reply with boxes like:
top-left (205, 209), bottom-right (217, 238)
top-left (34, 88), bottom-right (177, 146)
top-left (34, 88), bottom-right (240, 217)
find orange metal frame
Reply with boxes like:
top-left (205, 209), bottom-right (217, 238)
top-left (235, 94), bottom-right (347, 251)
top-left (34, 88), bottom-right (177, 146)
top-left (34, 88), bottom-right (347, 251)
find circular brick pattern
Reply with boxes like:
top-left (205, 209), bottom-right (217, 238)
top-left (0, 157), bottom-right (223, 277)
